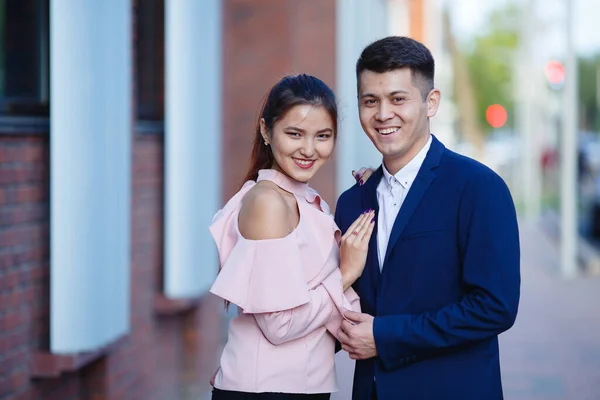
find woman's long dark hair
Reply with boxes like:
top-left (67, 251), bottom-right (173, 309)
top-left (242, 74), bottom-right (338, 184)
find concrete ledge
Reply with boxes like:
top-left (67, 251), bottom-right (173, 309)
top-left (30, 336), bottom-right (126, 378)
top-left (0, 116), bottom-right (49, 135)
top-left (135, 120), bottom-right (164, 136)
top-left (153, 293), bottom-right (203, 316)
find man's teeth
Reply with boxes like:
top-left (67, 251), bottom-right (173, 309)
top-left (378, 127), bottom-right (399, 134)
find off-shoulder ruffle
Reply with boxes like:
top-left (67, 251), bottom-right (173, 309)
top-left (209, 177), bottom-right (359, 317)
top-left (210, 231), bottom-right (314, 313)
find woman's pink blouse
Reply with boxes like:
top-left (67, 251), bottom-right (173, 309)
top-left (209, 169), bottom-right (361, 394)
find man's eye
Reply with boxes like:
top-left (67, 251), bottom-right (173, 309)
top-left (393, 97), bottom-right (405, 102)
top-left (364, 99), bottom-right (377, 105)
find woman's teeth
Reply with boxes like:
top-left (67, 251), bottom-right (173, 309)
top-left (296, 159), bottom-right (312, 165)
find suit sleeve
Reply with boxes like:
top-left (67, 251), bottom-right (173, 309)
top-left (373, 172), bottom-right (521, 371)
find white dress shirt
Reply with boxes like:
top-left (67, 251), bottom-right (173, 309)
top-left (376, 135), bottom-right (432, 270)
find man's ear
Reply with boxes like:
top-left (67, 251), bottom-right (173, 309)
top-left (259, 118), bottom-right (269, 144)
top-left (426, 88), bottom-right (441, 118)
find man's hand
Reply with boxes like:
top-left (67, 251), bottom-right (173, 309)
top-left (338, 310), bottom-right (378, 360)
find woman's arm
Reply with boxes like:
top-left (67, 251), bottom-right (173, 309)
top-left (239, 185), bottom-right (371, 345)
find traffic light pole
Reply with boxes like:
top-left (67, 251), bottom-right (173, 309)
top-left (560, 0), bottom-right (578, 278)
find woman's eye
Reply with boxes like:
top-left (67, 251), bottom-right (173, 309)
top-left (318, 134), bottom-right (332, 139)
top-left (286, 132), bottom-right (301, 137)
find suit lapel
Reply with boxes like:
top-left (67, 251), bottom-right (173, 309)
top-left (383, 136), bottom-right (445, 267)
top-left (360, 166), bottom-right (383, 291)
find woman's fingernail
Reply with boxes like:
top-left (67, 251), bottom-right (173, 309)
top-left (359, 179), bottom-right (364, 186)
top-left (371, 217), bottom-right (375, 223)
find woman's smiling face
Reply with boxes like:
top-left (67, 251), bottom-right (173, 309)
top-left (262, 104), bottom-right (336, 183)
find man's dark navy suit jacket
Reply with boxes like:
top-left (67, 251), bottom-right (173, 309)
top-left (334, 135), bottom-right (520, 400)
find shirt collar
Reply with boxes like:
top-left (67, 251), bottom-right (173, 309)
top-left (256, 169), bottom-right (319, 203)
top-left (382, 135), bottom-right (432, 190)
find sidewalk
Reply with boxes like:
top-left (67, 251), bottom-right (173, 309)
top-left (500, 221), bottom-right (600, 400)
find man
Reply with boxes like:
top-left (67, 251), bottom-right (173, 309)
top-left (335, 36), bottom-right (520, 400)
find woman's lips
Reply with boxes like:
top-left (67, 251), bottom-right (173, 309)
top-left (293, 158), bottom-right (316, 169)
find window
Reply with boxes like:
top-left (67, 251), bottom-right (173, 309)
top-left (0, 0), bottom-right (49, 116)
top-left (135, 0), bottom-right (164, 121)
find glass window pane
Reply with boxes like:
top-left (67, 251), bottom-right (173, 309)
top-left (0, 0), bottom-right (49, 116)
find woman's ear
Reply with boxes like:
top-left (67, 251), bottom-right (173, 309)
top-left (260, 118), bottom-right (269, 144)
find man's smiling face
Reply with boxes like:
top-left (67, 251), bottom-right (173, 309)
top-left (358, 68), bottom-right (439, 174)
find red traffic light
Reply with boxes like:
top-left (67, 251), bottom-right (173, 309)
top-left (545, 60), bottom-right (566, 86)
top-left (486, 104), bottom-right (507, 129)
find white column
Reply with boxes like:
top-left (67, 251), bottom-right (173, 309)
top-left (387, 0), bottom-right (410, 37)
top-left (164, 0), bottom-right (222, 298)
top-left (333, 2), bottom-right (389, 399)
top-left (561, 0), bottom-right (578, 277)
top-left (518, 0), bottom-right (542, 219)
top-left (336, 0), bottom-right (389, 196)
top-left (424, 0), bottom-right (457, 150)
top-left (50, 0), bottom-right (132, 353)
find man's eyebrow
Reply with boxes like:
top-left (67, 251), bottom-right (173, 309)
top-left (390, 90), bottom-right (410, 96)
top-left (359, 90), bottom-right (411, 99)
top-left (359, 93), bottom-right (377, 99)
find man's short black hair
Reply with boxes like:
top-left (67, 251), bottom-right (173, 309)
top-left (356, 36), bottom-right (435, 100)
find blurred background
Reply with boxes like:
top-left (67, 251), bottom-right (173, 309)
top-left (0, 0), bottom-right (599, 399)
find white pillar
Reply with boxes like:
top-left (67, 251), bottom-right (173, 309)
top-left (518, 0), bottom-right (542, 219)
top-left (50, 0), bottom-right (132, 353)
top-left (164, 0), bottom-right (222, 298)
top-left (424, 0), bottom-right (457, 150)
top-left (561, 0), bottom-right (578, 277)
top-left (336, 0), bottom-right (389, 196)
top-left (333, 2), bottom-right (389, 398)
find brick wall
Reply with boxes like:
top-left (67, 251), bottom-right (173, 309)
top-left (221, 0), bottom-right (338, 207)
top-left (0, 1), bottom-right (223, 398)
top-left (0, 130), bottom-right (221, 400)
top-left (0, 133), bottom-right (63, 400)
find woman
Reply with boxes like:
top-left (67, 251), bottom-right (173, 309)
top-left (209, 74), bottom-right (375, 399)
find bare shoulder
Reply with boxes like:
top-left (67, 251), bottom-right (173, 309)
top-left (239, 182), bottom-right (293, 240)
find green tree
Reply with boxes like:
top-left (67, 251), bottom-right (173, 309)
top-left (464, 4), bottom-right (521, 135)
top-left (578, 54), bottom-right (600, 132)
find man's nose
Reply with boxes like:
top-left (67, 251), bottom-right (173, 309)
top-left (376, 103), bottom-right (393, 121)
